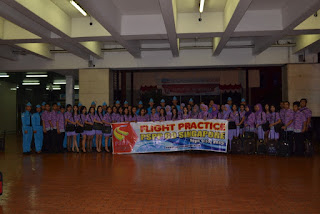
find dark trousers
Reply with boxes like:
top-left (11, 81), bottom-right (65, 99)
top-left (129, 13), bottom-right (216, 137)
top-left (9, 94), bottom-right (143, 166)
top-left (294, 132), bottom-right (305, 156)
top-left (42, 130), bottom-right (52, 153)
top-left (50, 129), bottom-right (58, 153)
top-left (56, 132), bottom-right (65, 153)
top-left (280, 131), bottom-right (294, 155)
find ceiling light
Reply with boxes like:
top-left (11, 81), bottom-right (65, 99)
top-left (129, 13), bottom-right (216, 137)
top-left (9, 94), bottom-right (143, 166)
top-left (23, 79), bottom-right (40, 83)
top-left (70, 1), bottom-right (87, 16)
top-left (22, 82), bottom-right (40, 85)
top-left (0, 73), bottom-right (9, 77)
top-left (199, 0), bottom-right (205, 13)
top-left (26, 74), bottom-right (48, 78)
top-left (46, 87), bottom-right (61, 91)
top-left (10, 88), bottom-right (17, 91)
top-left (74, 85), bottom-right (79, 90)
top-left (53, 80), bottom-right (66, 85)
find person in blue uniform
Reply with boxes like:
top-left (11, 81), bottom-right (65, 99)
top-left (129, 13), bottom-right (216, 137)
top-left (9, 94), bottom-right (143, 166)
top-left (147, 98), bottom-right (154, 115)
top-left (136, 101), bottom-right (143, 115)
top-left (115, 100), bottom-right (121, 109)
top-left (21, 102), bottom-right (33, 154)
top-left (41, 102), bottom-right (46, 115)
top-left (102, 102), bottom-right (107, 115)
top-left (32, 105), bottom-right (43, 154)
top-left (172, 96), bottom-right (180, 111)
top-left (57, 102), bottom-right (61, 113)
top-left (160, 99), bottom-right (166, 108)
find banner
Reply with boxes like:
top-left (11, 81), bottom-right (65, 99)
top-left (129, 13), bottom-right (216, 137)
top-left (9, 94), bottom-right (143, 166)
top-left (112, 119), bottom-right (228, 154)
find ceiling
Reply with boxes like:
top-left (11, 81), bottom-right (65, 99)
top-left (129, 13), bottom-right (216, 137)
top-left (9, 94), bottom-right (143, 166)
top-left (248, 0), bottom-right (291, 10)
top-left (177, 0), bottom-right (228, 13)
top-left (112, 0), bottom-right (162, 15)
top-left (51, 0), bottom-right (84, 18)
top-left (0, 0), bottom-right (320, 62)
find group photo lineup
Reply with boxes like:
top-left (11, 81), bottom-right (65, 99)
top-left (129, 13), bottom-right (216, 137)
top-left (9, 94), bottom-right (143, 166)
top-left (21, 96), bottom-right (313, 157)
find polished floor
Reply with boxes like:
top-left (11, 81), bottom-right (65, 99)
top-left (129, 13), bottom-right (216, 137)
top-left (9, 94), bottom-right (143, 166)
top-left (0, 135), bottom-right (320, 214)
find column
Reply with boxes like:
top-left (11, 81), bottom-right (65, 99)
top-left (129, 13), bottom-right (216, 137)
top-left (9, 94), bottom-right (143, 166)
top-left (79, 69), bottom-right (110, 108)
top-left (66, 75), bottom-right (74, 106)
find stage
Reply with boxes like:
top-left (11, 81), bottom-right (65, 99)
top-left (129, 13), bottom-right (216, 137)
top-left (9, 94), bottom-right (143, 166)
top-left (0, 135), bottom-right (319, 213)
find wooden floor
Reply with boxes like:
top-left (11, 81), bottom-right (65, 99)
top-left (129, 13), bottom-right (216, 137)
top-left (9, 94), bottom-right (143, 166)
top-left (0, 135), bottom-right (320, 214)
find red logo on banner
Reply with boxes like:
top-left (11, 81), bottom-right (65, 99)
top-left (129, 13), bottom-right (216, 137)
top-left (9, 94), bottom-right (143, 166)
top-left (112, 123), bottom-right (138, 153)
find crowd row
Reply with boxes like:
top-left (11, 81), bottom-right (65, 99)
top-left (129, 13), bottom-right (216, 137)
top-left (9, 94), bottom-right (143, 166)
top-left (21, 97), bottom-right (312, 155)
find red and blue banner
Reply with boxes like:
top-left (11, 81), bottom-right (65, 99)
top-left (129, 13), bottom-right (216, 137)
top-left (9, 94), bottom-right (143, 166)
top-left (112, 119), bottom-right (228, 154)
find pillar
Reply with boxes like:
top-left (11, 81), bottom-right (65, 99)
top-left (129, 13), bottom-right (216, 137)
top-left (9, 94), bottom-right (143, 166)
top-left (66, 75), bottom-right (74, 106)
top-left (79, 69), bottom-right (110, 108)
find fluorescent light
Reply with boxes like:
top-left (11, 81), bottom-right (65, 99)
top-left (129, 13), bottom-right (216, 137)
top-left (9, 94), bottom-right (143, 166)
top-left (22, 83), bottom-right (40, 85)
top-left (46, 87), bottom-right (61, 91)
top-left (23, 79), bottom-right (39, 83)
top-left (74, 85), bottom-right (79, 90)
top-left (70, 1), bottom-right (87, 16)
top-left (26, 75), bottom-right (48, 78)
top-left (53, 80), bottom-right (66, 85)
top-left (0, 73), bottom-right (9, 77)
top-left (10, 88), bottom-right (17, 91)
top-left (199, 0), bottom-right (205, 13)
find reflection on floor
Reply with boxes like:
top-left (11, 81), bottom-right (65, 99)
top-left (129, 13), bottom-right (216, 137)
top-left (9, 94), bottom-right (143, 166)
top-left (0, 134), bottom-right (319, 213)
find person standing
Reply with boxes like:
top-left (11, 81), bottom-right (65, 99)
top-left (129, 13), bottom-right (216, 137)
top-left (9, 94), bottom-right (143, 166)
top-left (150, 107), bottom-right (160, 122)
top-left (94, 106), bottom-right (104, 152)
top-left (22, 102), bottom-right (33, 154)
top-left (50, 103), bottom-right (59, 153)
top-left (56, 105), bottom-right (66, 153)
top-left (293, 101), bottom-right (307, 156)
top-left (299, 98), bottom-right (312, 140)
top-left (102, 102), bottom-right (108, 115)
top-left (85, 107), bottom-right (96, 152)
top-left (136, 101), bottom-right (143, 115)
top-left (281, 101), bottom-right (295, 154)
top-left (160, 99), bottom-right (166, 108)
top-left (41, 102), bottom-right (46, 114)
top-left (147, 98), bottom-right (155, 115)
top-left (268, 105), bottom-right (281, 140)
top-left (41, 103), bottom-right (51, 153)
top-left (103, 106), bottom-right (113, 152)
top-left (172, 96), bottom-right (180, 111)
top-left (31, 104), bottom-right (43, 154)
top-left (254, 104), bottom-right (266, 140)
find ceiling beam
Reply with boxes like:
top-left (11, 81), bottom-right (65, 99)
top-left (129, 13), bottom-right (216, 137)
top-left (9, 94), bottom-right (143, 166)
top-left (253, 0), bottom-right (320, 55)
top-left (0, 45), bottom-right (18, 60)
top-left (15, 43), bottom-right (53, 60)
top-left (0, 0), bottom-right (95, 60)
top-left (77, 0), bottom-right (141, 58)
top-left (213, 0), bottom-right (253, 56)
top-left (158, 0), bottom-right (179, 57)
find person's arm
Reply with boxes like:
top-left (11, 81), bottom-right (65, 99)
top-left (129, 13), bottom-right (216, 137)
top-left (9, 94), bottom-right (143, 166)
top-left (42, 115), bottom-right (47, 133)
top-left (21, 113), bottom-right (28, 134)
top-left (31, 114), bottom-right (37, 133)
top-left (56, 117), bottom-right (60, 134)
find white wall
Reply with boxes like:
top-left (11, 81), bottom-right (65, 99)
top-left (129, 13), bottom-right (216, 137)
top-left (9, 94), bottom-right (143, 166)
top-left (0, 47), bottom-right (300, 71)
top-left (0, 81), bottom-right (17, 133)
top-left (284, 64), bottom-right (320, 117)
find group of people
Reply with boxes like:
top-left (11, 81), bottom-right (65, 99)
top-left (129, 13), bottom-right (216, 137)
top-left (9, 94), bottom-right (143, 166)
top-left (21, 96), bottom-right (312, 156)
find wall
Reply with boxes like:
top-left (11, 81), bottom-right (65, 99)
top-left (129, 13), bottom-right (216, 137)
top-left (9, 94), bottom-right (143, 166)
top-left (0, 47), bottom-right (302, 71)
top-left (0, 81), bottom-right (16, 133)
top-left (284, 64), bottom-right (320, 117)
top-left (79, 69), bottom-right (111, 108)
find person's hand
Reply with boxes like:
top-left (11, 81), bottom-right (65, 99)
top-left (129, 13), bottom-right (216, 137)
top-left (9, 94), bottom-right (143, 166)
top-left (57, 130), bottom-right (61, 134)
top-left (24, 130), bottom-right (28, 134)
top-left (281, 126), bottom-right (286, 130)
top-left (256, 124), bottom-right (259, 128)
top-left (43, 129), bottom-right (47, 134)
top-left (33, 130), bottom-right (37, 133)
top-left (269, 124), bottom-right (273, 128)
